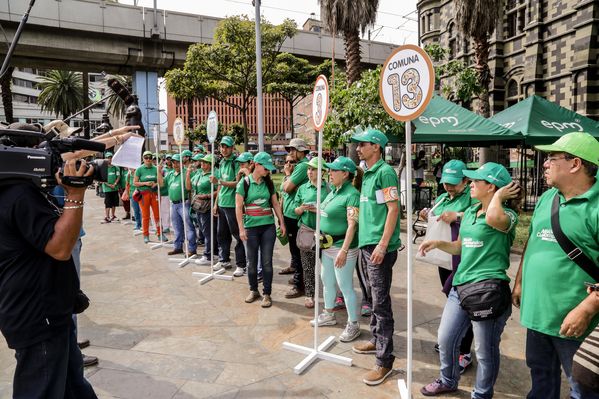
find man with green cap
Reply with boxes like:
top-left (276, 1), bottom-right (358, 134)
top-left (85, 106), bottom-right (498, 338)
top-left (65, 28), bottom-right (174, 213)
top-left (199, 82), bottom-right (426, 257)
top-left (512, 132), bottom-right (599, 399)
top-left (158, 153), bottom-right (173, 234)
top-left (102, 152), bottom-right (121, 223)
top-left (349, 128), bottom-right (400, 386)
top-left (209, 135), bottom-right (246, 273)
top-left (190, 152), bottom-right (206, 246)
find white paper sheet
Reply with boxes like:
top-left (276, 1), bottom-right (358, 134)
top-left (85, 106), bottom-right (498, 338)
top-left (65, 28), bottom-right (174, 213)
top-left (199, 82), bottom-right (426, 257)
top-left (111, 136), bottom-right (144, 169)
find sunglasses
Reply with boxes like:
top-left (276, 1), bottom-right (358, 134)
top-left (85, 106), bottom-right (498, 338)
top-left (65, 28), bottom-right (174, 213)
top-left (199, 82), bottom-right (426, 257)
top-left (143, 156), bottom-right (153, 160)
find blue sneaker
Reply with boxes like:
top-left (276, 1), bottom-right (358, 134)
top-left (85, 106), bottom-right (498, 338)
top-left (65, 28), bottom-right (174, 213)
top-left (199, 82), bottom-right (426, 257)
top-left (143, 236), bottom-right (150, 244)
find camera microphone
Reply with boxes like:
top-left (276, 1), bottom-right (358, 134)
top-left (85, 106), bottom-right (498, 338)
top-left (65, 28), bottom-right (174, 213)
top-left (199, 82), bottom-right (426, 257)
top-left (107, 78), bottom-right (135, 106)
top-left (106, 78), bottom-right (146, 137)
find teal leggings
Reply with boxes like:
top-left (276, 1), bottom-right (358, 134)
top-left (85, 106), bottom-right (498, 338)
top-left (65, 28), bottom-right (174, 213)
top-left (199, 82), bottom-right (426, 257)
top-left (321, 247), bottom-right (359, 322)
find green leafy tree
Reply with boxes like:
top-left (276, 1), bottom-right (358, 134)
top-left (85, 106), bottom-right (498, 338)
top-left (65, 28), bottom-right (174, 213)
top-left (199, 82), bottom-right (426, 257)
top-left (37, 70), bottom-right (84, 119)
top-left (166, 15), bottom-right (296, 150)
top-left (323, 67), bottom-right (404, 149)
top-left (186, 122), bottom-right (244, 147)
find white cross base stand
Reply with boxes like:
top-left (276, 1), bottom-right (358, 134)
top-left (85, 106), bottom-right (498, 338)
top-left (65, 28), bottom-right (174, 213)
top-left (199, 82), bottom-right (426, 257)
top-left (192, 268), bottom-right (233, 284)
top-left (282, 336), bottom-right (352, 374)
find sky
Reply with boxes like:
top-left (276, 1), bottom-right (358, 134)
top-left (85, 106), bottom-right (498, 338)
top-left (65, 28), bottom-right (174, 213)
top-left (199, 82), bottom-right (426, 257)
top-left (120, 0), bottom-right (419, 45)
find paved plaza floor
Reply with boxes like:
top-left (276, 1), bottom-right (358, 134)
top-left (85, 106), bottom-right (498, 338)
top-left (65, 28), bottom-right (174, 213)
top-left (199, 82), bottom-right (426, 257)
top-left (0, 193), bottom-right (569, 398)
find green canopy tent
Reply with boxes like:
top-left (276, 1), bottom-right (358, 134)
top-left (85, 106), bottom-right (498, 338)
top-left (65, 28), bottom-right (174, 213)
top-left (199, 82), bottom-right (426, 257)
top-left (412, 95), bottom-right (522, 145)
top-left (489, 95), bottom-right (599, 145)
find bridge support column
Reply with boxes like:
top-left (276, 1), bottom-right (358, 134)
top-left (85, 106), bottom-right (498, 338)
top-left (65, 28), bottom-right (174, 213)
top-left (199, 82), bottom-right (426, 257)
top-left (132, 71), bottom-right (160, 150)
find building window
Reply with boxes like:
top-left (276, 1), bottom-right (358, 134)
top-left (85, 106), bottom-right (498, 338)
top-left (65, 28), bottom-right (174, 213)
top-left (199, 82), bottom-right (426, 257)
top-left (12, 78), bottom-right (35, 89)
top-left (448, 22), bottom-right (456, 59)
top-left (12, 93), bottom-right (37, 103)
top-left (505, 79), bottom-right (521, 107)
top-left (505, 0), bottom-right (526, 38)
top-left (421, 16), bottom-right (426, 33)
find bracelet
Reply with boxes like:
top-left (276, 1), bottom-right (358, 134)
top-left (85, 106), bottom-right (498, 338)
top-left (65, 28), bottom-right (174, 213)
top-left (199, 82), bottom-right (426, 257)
top-left (64, 198), bottom-right (84, 205)
top-left (115, 136), bottom-right (122, 145)
top-left (340, 248), bottom-right (349, 254)
top-left (63, 205), bottom-right (84, 210)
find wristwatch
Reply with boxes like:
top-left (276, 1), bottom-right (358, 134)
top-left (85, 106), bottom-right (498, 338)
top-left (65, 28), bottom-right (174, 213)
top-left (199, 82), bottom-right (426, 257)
top-left (456, 213), bottom-right (462, 222)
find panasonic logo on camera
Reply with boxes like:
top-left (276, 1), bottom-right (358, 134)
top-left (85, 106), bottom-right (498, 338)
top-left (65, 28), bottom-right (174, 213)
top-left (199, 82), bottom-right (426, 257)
top-left (33, 168), bottom-right (46, 172)
top-left (27, 155), bottom-right (46, 160)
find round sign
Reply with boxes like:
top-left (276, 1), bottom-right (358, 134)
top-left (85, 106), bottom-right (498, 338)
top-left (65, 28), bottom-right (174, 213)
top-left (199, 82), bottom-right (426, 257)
top-left (312, 75), bottom-right (329, 131)
top-left (173, 117), bottom-right (185, 145)
top-left (207, 111), bottom-right (218, 144)
top-left (379, 44), bottom-right (434, 122)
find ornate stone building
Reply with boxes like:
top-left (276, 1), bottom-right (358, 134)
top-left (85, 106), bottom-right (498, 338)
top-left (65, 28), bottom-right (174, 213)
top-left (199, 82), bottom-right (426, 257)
top-left (418, 0), bottom-right (599, 118)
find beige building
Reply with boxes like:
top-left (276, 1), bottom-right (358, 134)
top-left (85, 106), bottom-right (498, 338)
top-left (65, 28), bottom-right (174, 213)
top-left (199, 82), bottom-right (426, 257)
top-left (418, 0), bottom-right (599, 118)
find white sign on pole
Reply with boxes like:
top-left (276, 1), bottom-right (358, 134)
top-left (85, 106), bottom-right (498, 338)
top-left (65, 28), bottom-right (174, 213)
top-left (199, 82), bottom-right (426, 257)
top-left (173, 117), bottom-right (185, 146)
top-left (207, 111), bottom-right (218, 143)
top-left (312, 75), bottom-right (329, 131)
top-left (379, 44), bottom-right (434, 399)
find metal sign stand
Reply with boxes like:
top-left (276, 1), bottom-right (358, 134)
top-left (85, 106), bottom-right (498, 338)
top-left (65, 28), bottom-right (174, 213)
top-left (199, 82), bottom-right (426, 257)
top-left (282, 75), bottom-right (352, 374)
top-left (192, 110), bottom-right (233, 284)
top-left (151, 148), bottom-right (174, 250)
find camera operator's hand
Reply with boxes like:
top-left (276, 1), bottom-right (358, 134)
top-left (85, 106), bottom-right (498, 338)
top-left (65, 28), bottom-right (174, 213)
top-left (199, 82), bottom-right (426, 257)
top-left (58, 159), bottom-right (92, 198)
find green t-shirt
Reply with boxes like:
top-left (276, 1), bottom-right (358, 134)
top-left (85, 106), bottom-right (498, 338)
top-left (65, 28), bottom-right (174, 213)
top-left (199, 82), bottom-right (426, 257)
top-left (127, 170), bottom-right (136, 196)
top-left (433, 186), bottom-right (474, 216)
top-left (520, 182), bottom-right (599, 340)
top-left (159, 167), bottom-right (172, 196)
top-left (190, 169), bottom-right (203, 195)
top-left (452, 203), bottom-right (518, 286)
top-left (217, 155), bottom-right (239, 208)
top-left (236, 175), bottom-right (274, 228)
top-left (358, 159), bottom-right (402, 251)
top-left (293, 180), bottom-right (330, 230)
top-left (118, 167), bottom-right (127, 190)
top-left (282, 157), bottom-right (309, 219)
top-left (320, 181), bottom-right (361, 248)
top-left (135, 165), bottom-right (158, 192)
top-left (102, 165), bottom-right (120, 193)
top-left (194, 169), bottom-right (218, 196)
top-left (164, 168), bottom-right (190, 202)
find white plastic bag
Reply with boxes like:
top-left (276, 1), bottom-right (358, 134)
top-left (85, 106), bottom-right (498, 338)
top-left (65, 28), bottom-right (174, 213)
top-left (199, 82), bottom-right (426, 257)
top-left (415, 209), bottom-right (452, 270)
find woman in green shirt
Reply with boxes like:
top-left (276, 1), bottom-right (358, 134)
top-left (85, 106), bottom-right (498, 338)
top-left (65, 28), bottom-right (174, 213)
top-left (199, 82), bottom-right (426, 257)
top-left (311, 157), bottom-right (362, 343)
top-left (418, 162), bottom-right (520, 397)
top-left (126, 168), bottom-right (142, 231)
top-left (293, 157), bottom-right (330, 309)
top-left (235, 152), bottom-right (286, 308)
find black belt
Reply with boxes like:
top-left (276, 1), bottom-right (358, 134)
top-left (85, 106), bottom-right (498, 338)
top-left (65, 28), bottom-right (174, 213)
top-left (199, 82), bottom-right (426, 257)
top-left (172, 199), bottom-right (188, 204)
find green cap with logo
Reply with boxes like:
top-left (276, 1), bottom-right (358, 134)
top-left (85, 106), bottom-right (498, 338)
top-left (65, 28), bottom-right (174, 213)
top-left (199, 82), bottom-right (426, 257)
top-left (307, 157), bottom-right (327, 170)
top-left (192, 153), bottom-right (203, 161)
top-left (463, 162), bottom-right (512, 188)
top-left (194, 144), bottom-right (205, 152)
top-left (181, 149), bottom-right (193, 158)
top-left (325, 156), bottom-right (356, 173)
top-left (440, 160), bottom-right (467, 185)
top-left (253, 152), bottom-right (276, 171)
top-left (220, 135), bottom-right (235, 147)
top-left (165, 153), bottom-right (172, 159)
top-left (105, 152), bottom-right (113, 158)
top-left (535, 132), bottom-right (599, 166)
top-left (236, 152), bottom-right (254, 163)
top-left (142, 150), bottom-right (153, 157)
top-left (350, 128), bottom-right (388, 147)
top-left (171, 153), bottom-right (182, 162)
top-left (200, 153), bottom-right (215, 164)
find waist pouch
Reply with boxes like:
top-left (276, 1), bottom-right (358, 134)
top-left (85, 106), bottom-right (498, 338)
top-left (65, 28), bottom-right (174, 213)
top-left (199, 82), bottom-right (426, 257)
top-left (456, 279), bottom-right (511, 321)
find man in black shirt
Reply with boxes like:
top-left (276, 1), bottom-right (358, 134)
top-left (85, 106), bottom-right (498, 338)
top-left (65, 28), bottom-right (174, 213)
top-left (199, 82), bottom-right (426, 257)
top-left (0, 158), bottom-right (97, 398)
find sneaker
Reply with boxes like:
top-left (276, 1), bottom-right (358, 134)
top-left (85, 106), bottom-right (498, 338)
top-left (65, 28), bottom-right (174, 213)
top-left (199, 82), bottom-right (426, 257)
top-left (304, 297), bottom-right (315, 309)
top-left (420, 379), bottom-right (457, 396)
top-left (143, 236), bottom-right (150, 244)
top-left (163, 228), bottom-right (170, 234)
top-left (233, 267), bottom-right (246, 277)
top-left (333, 295), bottom-right (346, 311)
top-left (245, 291), bottom-right (260, 303)
top-left (110, 216), bottom-right (119, 221)
top-left (213, 261), bottom-right (231, 271)
top-left (187, 251), bottom-right (197, 258)
top-left (261, 295), bottom-right (272, 308)
top-left (352, 341), bottom-right (376, 354)
top-left (83, 355), bottom-right (99, 367)
top-left (362, 365), bottom-right (393, 386)
top-left (310, 311), bottom-right (337, 327)
top-left (196, 256), bottom-right (210, 265)
top-left (278, 266), bottom-right (295, 275)
top-left (167, 249), bottom-right (184, 256)
top-left (459, 353), bottom-right (472, 374)
top-left (78, 339), bottom-right (90, 349)
top-left (102, 217), bottom-right (111, 224)
top-left (285, 287), bottom-right (304, 299)
top-left (339, 322), bottom-right (361, 342)
top-left (158, 234), bottom-right (168, 242)
top-left (361, 304), bottom-right (372, 317)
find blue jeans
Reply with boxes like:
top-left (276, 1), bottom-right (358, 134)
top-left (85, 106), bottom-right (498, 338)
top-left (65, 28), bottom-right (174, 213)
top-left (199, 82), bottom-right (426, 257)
top-left (526, 329), bottom-right (599, 399)
top-left (360, 245), bottom-right (397, 369)
top-left (196, 211), bottom-right (218, 258)
top-left (218, 207), bottom-right (246, 267)
top-left (131, 198), bottom-right (142, 230)
top-left (13, 322), bottom-right (97, 399)
top-left (438, 287), bottom-right (511, 399)
top-left (171, 201), bottom-right (196, 253)
top-left (245, 224), bottom-right (275, 295)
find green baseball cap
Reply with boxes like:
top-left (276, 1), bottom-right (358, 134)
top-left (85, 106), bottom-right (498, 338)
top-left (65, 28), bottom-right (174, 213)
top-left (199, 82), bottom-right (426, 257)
top-left (181, 149), bottom-right (193, 158)
top-left (236, 152), bottom-right (254, 163)
top-left (105, 152), bottom-right (113, 158)
top-left (307, 156), bottom-right (328, 170)
top-left (194, 144), bottom-right (205, 152)
top-left (325, 156), bottom-right (357, 173)
top-left (220, 136), bottom-right (235, 147)
top-left (351, 128), bottom-right (388, 147)
top-left (463, 162), bottom-right (512, 188)
top-left (440, 160), bottom-right (467, 185)
top-left (142, 150), bottom-right (153, 157)
top-left (165, 153), bottom-right (172, 159)
top-left (535, 132), bottom-right (599, 166)
top-left (253, 152), bottom-right (276, 171)
top-left (171, 153), bottom-right (182, 162)
top-left (200, 153), bottom-right (215, 164)
top-left (192, 153), bottom-right (203, 161)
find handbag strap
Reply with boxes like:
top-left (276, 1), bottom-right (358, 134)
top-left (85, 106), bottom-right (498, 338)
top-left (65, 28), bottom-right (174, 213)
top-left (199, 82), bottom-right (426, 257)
top-left (550, 193), bottom-right (599, 282)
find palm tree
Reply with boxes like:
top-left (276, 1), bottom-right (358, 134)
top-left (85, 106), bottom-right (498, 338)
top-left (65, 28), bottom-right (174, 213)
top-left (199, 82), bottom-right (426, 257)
top-left (0, 66), bottom-right (15, 123)
top-left (37, 70), bottom-right (84, 119)
top-left (318, 0), bottom-right (379, 85)
top-left (454, 0), bottom-right (503, 118)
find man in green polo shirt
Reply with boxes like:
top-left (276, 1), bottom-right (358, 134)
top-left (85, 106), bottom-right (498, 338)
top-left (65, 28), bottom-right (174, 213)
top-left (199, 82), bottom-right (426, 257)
top-left (513, 132), bottom-right (599, 399)
top-left (102, 152), bottom-right (121, 223)
top-left (281, 138), bottom-right (310, 299)
top-left (349, 128), bottom-right (400, 386)
top-left (209, 136), bottom-right (246, 274)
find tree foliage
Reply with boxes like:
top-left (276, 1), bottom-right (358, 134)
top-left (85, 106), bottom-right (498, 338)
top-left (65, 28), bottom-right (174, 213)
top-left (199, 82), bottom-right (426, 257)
top-left (323, 67), bottom-right (404, 149)
top-left (186, 122), bottom-right (244, 146)
top-left (37, 70), bottom-right (84, 119)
